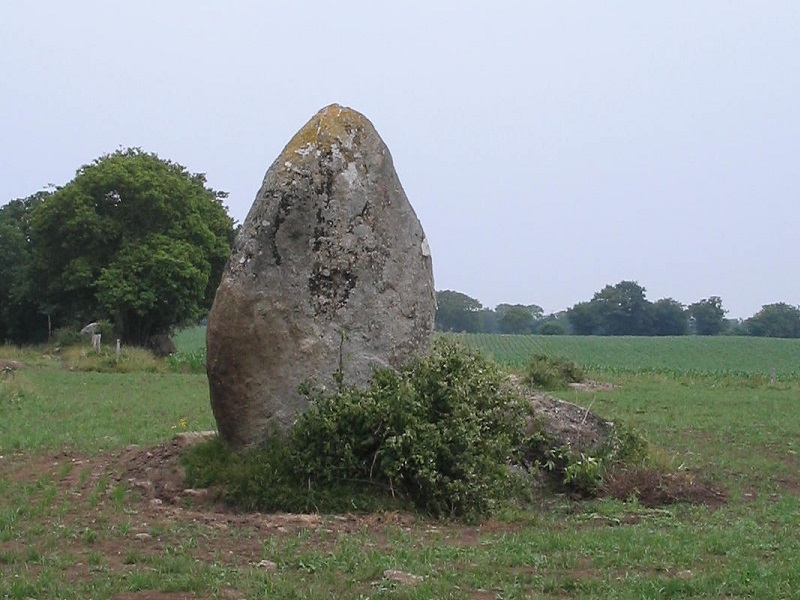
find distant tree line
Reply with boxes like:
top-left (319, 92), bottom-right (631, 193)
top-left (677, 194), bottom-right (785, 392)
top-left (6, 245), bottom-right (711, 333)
top-left (0, 149), bottom-right (235, 346)
top-left (435, 282), bottom-right (800, 338)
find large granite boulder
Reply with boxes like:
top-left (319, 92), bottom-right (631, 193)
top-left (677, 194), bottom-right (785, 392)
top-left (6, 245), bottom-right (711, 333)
top-left (207, 104), bottom-right (436, 449)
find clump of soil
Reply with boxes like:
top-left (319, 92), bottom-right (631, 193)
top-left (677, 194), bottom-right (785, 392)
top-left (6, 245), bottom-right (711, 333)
top-left (508, 373), bottom-right (615, 452)
top-left (113, 431), bottom-right (217, 506)
top-left (602, 467), bottom-right (729, 507)
top-left (0, 359), bottom-right (25, 372)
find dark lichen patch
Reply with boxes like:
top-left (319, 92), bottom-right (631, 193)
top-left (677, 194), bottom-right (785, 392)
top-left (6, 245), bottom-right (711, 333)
top-left (308, 265), bottom-right (357, 315)
top-left (269, 192), bottom-right (301, 265)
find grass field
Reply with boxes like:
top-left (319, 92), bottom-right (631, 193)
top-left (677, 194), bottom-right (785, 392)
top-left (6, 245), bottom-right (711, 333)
top-left (2, 332), bottom-right (800, 598)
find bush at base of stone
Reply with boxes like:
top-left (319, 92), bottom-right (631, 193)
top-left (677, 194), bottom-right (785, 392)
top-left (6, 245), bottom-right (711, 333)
top-left (181, 435), bottom-right (410, 514)
top-left (183, 340), bottom-right (533, 522)
top-left (290, 339), bottom-right (532, 521)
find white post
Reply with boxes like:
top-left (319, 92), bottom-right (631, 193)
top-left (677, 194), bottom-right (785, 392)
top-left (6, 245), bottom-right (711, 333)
top-left (116, 339), bottom-right (121, 359)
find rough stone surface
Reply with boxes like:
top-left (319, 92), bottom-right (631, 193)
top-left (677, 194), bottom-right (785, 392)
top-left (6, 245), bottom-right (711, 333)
top-left (207, 104), bottom-right (435, 448)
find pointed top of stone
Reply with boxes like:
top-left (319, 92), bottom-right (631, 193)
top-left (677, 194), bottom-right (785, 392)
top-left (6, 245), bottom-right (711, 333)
top-left (281, 103), bottom-right (370, 155)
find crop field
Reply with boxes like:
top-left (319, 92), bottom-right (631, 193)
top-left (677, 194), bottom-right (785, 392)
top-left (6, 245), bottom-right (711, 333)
top-left (1, 332), bottom-right (800, 598)
top-left (453, 333), bottom-right (800, 378)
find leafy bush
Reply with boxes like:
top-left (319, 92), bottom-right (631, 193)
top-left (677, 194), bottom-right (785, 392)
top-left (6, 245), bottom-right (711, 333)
top-left (94, 320), bottom-right (116, 340)
top-left (525, 354), bottom-right (585, 390)
top-left (181, 436), bottom-right (406, 514)
top-left (184, 340), bottom-right (533, 521)
top-left (291, 339), bottom-right (532, 520)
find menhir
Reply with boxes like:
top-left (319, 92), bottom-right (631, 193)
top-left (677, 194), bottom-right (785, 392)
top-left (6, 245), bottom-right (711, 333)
top-left (207, 104), bottom-right (435, 449)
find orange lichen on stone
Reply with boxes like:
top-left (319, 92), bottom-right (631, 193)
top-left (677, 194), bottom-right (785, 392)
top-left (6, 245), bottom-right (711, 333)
top-left (281, 103), bottom-right (367, 158)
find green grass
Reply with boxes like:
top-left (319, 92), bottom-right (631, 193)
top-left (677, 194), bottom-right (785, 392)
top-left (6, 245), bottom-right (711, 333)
top-left (173, 325), bottom-right (207, 354)
top-left (0, 369), bottom-right (214, 453)
top-left (169, 326), bottom-right (208, 373)
top-left (3, 334), bottom-right (800, 597)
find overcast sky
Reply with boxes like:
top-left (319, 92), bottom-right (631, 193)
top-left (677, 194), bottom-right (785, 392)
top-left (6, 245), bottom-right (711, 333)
top-left (2, 2), bottom-right (798, 319)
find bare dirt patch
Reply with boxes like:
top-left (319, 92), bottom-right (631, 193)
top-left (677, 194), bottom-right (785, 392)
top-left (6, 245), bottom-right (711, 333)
top-left (8, 434), bottom-right (425, 541)
top-left (602, 467), bottom-right (729, 507)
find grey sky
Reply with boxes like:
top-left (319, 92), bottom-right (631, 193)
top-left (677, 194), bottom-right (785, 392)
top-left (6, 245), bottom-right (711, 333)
top-left (2, 1), bottom-right (798, 319)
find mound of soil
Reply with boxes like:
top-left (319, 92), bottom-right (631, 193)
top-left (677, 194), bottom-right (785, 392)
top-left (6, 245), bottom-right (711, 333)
top-left (524, 389), bottom-right (614, 452)
top-left (0, 359), bottom-right (25, 372)
top-left (513, 380), bottom-right (727, 507)
top-left (114, 432), bottom-right (217, 506)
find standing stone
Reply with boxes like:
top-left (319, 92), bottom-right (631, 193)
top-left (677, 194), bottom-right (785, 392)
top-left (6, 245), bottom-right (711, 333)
top-left (207, 104), bottom-right (435, 449)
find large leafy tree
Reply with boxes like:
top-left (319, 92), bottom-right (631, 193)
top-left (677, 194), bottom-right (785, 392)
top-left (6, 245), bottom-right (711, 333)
top-left (745, 303), bottom-right (800, 338)
top-left (434, 290), bottom-right (483, 332)
top-left (495, 303), bottom-right (544, 321)
top-left (0, 193), bottom-right (49, 343)
top-left (650, 298), bottom-right (688, 336)
top-left (592, 280), bottom-right (653, 335)
top-left (688, 296), bottom-right (727, 336)
top-left (29, 148), bottom-right (234, 344)
top-left (497, 304), bottom-right (537, 334)
top-left (568, 281), bottom-right (654, 336)
top-left (566, 301), bottom-right (602, 335)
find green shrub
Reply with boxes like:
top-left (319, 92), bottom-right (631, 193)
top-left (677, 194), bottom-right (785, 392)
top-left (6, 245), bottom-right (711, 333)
top-left (182, 436), bottom-right (405, 514)
top-left (184, 340), bottom-right (533, 522)
top-left (94, 320), bottom-right (116, 340)
top-left (524, 354), bottom-right (585, 390)
top-left (292, 340), bottom-right (532, 521)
